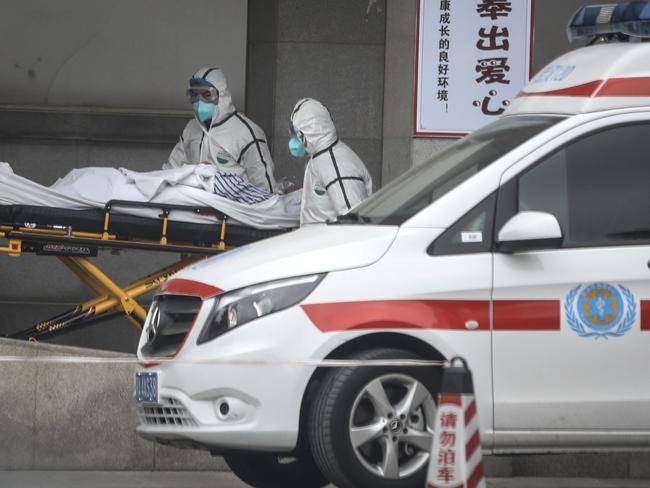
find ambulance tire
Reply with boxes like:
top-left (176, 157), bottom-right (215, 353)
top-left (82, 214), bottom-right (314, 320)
top-left (308, 348), bottom-right (440, 488)
top-left (223, 452), bottom-right (329, 488)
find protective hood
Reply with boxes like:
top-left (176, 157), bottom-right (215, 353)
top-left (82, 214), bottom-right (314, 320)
top-left (191, 67), bottom-right (235, 124)
top-left (290, 98), bottom-right (338, 154)
top-left (169, 224), bottom-right (398, 293)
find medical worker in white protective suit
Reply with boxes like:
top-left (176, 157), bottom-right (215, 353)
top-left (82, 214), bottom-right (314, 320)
top-left (165, 67), bottom-right (277, 193)
top-left (289, 98), bottom-right (372, 225)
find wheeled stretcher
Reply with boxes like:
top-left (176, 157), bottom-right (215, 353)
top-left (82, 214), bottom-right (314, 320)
top-left (0, 200), bottom-right (288, 341)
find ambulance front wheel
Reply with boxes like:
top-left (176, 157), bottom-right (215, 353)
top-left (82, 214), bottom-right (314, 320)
top-left (308, 348), bottom-right (441, 488)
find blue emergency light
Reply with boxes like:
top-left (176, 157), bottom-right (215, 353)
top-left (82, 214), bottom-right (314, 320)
top-left (568, 2), bottom-right (650, 42)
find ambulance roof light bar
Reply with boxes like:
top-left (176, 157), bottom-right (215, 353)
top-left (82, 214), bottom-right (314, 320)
top-left (568, 2), bottom-right (650, 43)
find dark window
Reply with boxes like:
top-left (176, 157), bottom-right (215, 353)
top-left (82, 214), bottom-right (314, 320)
top-left (507, 122), bottom-right (650, 248)
top-left (430, 193), bottom-right (496, 255)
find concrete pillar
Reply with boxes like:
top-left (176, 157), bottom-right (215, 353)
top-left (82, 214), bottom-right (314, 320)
top-left (246, 0), bottom-right (279, 151)
top-left (381, 0), bottom-right (416, 184)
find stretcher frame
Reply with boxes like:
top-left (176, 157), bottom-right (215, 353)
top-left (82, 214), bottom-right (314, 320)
top-left (0, 199), bottom-right (273, 341)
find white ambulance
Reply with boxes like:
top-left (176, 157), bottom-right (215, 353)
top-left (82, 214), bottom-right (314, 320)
top-left (136, 4), bottom-right (650, 488)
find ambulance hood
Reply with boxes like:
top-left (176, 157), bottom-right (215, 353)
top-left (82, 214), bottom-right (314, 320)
top-left (167, 224), bottom-right (398, 294)
top-left (506, 42), bottom-right (650, 116)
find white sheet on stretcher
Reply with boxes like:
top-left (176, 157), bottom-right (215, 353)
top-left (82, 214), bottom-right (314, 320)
top-left (0, 163), bottom-right (300, 229)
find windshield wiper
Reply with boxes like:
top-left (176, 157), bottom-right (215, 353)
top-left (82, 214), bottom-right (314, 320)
top-left (332, 212), bottom-right (372, 224)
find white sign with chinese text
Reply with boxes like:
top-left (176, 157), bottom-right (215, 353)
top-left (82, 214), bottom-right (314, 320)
top-left (415, 0), bottom-right (533, 136)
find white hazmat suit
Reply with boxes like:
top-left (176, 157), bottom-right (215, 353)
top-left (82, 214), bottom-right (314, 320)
top-left (291, 98), bottom-right (372, 225)
top-left (165, 67), bottom-right (276, 193)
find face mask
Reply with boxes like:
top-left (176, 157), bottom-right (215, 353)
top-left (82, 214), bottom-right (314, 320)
top-left (288, 136), bottom-right (306, 157)
top-left (192, 101), bottom-right (217, 123)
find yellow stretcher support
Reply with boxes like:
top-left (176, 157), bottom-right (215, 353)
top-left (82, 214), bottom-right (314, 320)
top-left (102, 211), bottom-right (111, 240)
top-left (73, 257), bottom-right (149, 325)
top-left (217, 217), bottom-right (227, 250)
top-left (0, 228), bottom-right (220, 338)
top-left (27, 255), bottom-right (203, 338)
top-left (0, 237), bottom-right (22, 256)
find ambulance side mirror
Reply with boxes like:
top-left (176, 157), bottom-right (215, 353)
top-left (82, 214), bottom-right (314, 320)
top-left (497, 211), bottom-right (563, 253)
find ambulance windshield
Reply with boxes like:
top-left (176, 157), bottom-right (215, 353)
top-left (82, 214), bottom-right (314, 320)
top-left (342, 115), bottom-right (563, 226)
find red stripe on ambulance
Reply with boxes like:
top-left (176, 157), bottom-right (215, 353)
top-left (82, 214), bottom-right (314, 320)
top-left (158, 278), bottom-right (222, 299)
top-left (517, 76), bottom-right (650, 99)
top-left (493, 300), bottom-right (561, 331)
top-left (597, 77), bottom-right (650, 97)
top-left (302, 299), bottom-right (561, 332)
top-left (517, 80), bottom-right (603, 98)
top-left (301, 300), bottom-right (490, 332)
top-left (641, 301), bottom-right (650, 331)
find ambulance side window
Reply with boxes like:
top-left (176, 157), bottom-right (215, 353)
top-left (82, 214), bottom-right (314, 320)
top-left (499, 122), bottom-right (650, 248)
top-left (429, 193), bottom-right (496, 255)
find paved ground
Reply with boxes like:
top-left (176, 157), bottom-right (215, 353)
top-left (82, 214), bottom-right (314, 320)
top-left (0, 472), bottom-right (649, 488)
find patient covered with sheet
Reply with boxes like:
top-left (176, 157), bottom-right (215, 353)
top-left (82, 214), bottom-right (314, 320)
top-left (0, 163), bottom-right (300, 229)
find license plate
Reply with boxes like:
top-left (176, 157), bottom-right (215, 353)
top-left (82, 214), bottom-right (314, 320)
top-left (135, 371), bottom-right (159, 404)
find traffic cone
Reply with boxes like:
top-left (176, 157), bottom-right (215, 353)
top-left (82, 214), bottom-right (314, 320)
top-left (425, 356), bottom-right (486, 488)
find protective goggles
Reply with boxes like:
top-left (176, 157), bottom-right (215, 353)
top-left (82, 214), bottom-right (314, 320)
top-left (187, 86), bottom-right (219, 103)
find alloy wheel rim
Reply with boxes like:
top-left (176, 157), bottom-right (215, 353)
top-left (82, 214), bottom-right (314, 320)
top-left (348, 373), bottom-right (436, 480)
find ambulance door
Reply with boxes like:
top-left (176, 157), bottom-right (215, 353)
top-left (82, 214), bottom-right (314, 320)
top-left (491, 120), bottom-right (650, 436)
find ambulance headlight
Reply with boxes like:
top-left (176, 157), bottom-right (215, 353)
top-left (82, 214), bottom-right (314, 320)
top-left (568, 2), bottom-right (650, 42)
top-left (197, 274), bottom-right (325, 344)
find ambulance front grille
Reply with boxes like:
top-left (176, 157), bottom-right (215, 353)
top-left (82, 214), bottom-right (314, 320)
top-left (140, 294), bottom-right (203, 358)
top-left (138, 397), bottom-right (198, 428)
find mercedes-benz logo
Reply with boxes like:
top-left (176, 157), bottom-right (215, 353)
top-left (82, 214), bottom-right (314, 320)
top-left (147, 304), bottom-right (161, 343)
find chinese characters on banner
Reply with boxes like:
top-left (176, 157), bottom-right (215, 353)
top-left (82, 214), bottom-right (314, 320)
top-left (415, 0), bottom-right (533, 135)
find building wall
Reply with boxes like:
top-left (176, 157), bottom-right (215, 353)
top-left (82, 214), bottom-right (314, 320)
top-left (0, 0), bottom-right (247, 111)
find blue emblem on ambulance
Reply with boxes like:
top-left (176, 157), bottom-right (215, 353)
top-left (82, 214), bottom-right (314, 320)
top-left (565, 283), bottom-right (636, 338)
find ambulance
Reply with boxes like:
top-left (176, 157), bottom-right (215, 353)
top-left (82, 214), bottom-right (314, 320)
top-left (135, 4), bottom-right (650, 488)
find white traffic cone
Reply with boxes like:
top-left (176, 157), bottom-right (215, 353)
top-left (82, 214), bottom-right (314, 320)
top-left (425, 356), bottom-right (486, 488)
